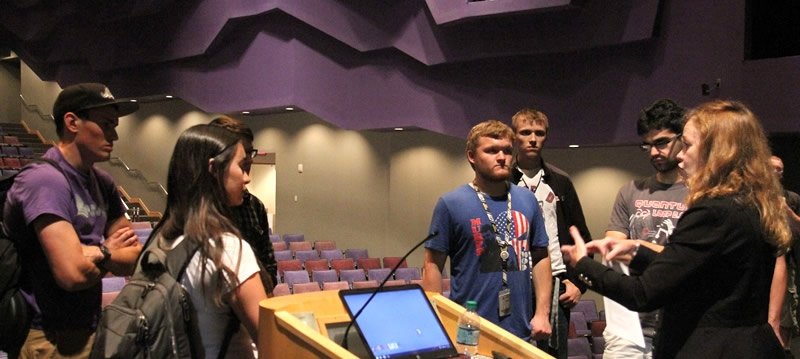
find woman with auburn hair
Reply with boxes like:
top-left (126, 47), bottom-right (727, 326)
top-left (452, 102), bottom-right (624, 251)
top-left (150, 124), bottom-right (268, 358)
top-left (562, 100), bottom-right (788, 358)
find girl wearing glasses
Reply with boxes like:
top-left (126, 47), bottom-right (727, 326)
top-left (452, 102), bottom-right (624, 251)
top-left (149, 124), bottom-right (268, 358)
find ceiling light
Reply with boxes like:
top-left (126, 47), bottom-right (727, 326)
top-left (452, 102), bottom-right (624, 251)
top-left (394, 127), bottom-right (404, 131)
top-left (165, 95), bottom-right (173, 99)
top-left (569, 145), bottom-right (580, 148)
top-left (130, 99), bottom-right (137, 103)
top-left (242, 111), bottom-right (250, 114)
top-left (285, 107), bottom-right (294, 111)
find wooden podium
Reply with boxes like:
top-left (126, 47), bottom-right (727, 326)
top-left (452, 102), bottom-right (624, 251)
top-left (257, 290), bottom-right (553, 358)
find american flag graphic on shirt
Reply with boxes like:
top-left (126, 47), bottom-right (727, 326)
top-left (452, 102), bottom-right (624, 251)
top-left (497, 210), bottom-right (531, 271)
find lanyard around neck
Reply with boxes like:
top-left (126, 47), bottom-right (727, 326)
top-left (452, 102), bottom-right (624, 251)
top-left (470, 182), bottom-right (513, 285)
top-left (518, 167), bottom-right (544, 194)
top-left (469, 182), bottom-right (512, 247)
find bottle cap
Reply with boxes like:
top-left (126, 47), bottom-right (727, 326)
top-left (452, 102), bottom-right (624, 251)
top-left (465, 300), bottom-right (477, 311)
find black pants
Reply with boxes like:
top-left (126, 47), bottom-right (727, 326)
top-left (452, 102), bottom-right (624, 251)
top-left (536, 303), bottom-right (569, 359)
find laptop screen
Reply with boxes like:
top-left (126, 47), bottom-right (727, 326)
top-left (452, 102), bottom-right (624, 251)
top-left (338, 284), bottom-right (458, 359)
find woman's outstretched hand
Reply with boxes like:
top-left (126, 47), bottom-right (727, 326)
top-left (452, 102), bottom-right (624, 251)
top-left (561, 226), bottom-right (588, 267)
top-left (562, 226), bottom-right (641, 267)
top-left (586, 238), bottom-right (639, 265)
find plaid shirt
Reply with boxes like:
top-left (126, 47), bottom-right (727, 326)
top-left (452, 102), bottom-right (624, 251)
top-left (230, 192), bottom-right (277, 285)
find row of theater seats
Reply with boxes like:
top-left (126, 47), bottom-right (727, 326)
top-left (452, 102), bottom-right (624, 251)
top-left (0, 124), bottom-right (62, 184)
top-left (278, 264), bottom-right (422, 285)
top-left (568, 299), bottom-right (606, 359)
top-left (272, 275), bottom-right (451, 297)
top-left (0, 144), bottom-right (38, 157)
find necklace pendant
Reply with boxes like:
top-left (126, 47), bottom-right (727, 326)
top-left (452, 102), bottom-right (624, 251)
top-left (500, 249), bottom-right (510, 260)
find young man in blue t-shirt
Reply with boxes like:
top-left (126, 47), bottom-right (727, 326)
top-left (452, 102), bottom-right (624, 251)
top-left (422, 119), bottom-right (552, 341)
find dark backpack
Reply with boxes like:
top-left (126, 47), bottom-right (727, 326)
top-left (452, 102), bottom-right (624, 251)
top-left (0, 159), bottom-right (63, 355)
top-left (90, 236), bottom-right (206, 359)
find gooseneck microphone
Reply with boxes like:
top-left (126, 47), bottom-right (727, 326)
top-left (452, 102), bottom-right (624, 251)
top-left (341, 231), bottom-right (439, 350)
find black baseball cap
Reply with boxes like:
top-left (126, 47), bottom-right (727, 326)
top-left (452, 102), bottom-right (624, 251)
top-left (52, 83), bottom-right (139, 122)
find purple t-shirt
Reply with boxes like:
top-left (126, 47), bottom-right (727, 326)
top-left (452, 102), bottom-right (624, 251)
top-left (4, 147), bottom-right (126, 330)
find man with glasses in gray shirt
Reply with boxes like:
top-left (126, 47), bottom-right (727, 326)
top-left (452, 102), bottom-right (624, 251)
top-left (601, 99), bottom-right (688, 358)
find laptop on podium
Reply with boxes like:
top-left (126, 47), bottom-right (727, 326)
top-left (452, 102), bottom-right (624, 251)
top-left (338, 284), bottom-right (460, 359)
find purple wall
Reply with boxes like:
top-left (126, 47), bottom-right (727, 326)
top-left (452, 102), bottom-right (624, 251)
top-left (0, 0), bottom-right (797, 147)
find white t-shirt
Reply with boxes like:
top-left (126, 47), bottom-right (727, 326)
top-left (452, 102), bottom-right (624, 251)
top-left (517, 167), bottom-right (566, 275)
top-left (165, 233), bottom-right (261, 359)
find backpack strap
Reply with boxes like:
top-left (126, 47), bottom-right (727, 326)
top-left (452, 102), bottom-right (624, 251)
top-left (217, 314), bottom-right (240, 359)
top-left (146, 235), bottom-right (243, 359)
top-left (163, 237), bottom-right (200, 280)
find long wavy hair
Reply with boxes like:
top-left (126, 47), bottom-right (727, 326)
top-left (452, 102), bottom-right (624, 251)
top-left (683, 100), bottom-right (790, 252)
top-left (154, 124), bottom-right (243, 305)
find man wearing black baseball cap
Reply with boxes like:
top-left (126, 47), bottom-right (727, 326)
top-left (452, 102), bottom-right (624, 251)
top-left (4, 83), bottom-right (143, 357)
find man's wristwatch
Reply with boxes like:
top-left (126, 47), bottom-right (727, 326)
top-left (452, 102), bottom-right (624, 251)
top-left (98, 245), bottom-right (112, 269)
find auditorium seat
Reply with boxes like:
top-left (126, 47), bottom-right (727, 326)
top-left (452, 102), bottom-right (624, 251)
top-left (283, 270), bottom-right (310, 290)
top-left (1, 146), bottom-right (18, 157)
top-left (3, 157), bottom-right (20, 169)
top-left (340, 269), bottom-right (366, 285)
top-left (292, 282), bottom-right (321, 294)
top-left (590, 320), bottom-right (606, 338)
top-left (133, 229), bottom-right (152, 243)
top-left (130, 221), bottom-right (152, 230)
top-left (283, 233), bottom-right (305, 244)
top-left (269, 234), bottom-right (282, 243)
top-left (273, 283), bottom-right (291, 297)
top-left (591, 336), bottom-right (604, 356)
top-left (2, 136), bottom-right (21, 146)
top-left (304, 259), bottom-right (330, 275)
top-left (570, 311), bottom-right (591, 337)
top-left (357, 257), bottom-right (381, 272)
top-left (381, 256), bottom-right (407, 269)
top-left (313, 240), bottom-right (337, 252)
top-left (319, 249), bottom-right (344, 262)
top-left (394, 267), bottom-right (421, 282)
top-left (102, 276), bottom-right (127, 292)
top-left (330, 258), bottom-right (356, 275)
top-left (311, 269), bottom-right (339, 286)
top-left (277, 259), bottom-right (303, 280)
top-left (17, 146), bottom-right (34, 157)
top-left (367, 268), bottom-right (392, 283)
top-left (274, 250), bottom-right (293, 262)
top-left (574, 299), bottom-right (600, 322)
top-left (272, 241), bottom-right (288, 251)
top-left (322, 281), bottom-right (350, 291)
top-left (352, 280), bottom-right (378, 289)
top-left (567, 338), bottom-right (592, 359)
top-left (295, 249), bottom-right (319, 263)
top-left (289, 241), bottom-right (313, 254)
top-left (344, 248), bottom-right (369, 261)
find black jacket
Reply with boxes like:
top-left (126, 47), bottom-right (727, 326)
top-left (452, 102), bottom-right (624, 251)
top-left (575, 196), bottom-right (783, 358)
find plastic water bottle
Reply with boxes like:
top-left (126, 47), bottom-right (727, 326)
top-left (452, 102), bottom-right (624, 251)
top-left (456, 300), bottom-right (480, 357)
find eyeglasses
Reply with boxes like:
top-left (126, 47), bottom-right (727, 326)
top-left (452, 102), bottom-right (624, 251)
top-left (640, 134), bottom-right (681, 152)
top-left (242, 159), bottom-right (253, 174)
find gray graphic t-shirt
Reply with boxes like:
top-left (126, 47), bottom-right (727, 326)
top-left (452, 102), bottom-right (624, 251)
top-left (607, 176), bottom-right (688, 245)
top-left (606, 176), bottom-right (688, 333)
